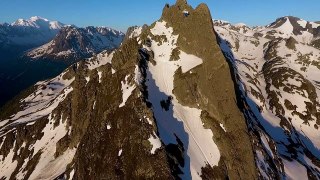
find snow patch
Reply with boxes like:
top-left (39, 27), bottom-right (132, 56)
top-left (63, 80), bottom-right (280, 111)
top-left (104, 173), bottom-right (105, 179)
top-left (97, 71), bottom-right (103, 83)
top-left (86, 51), bottom-right (114, 70)
top-left (146, 117), bottom-right (153, 125)
top-left (220, 123), bottom-right (226, 132)
top-left (134, 65), bottom-right (142, 84)
top-left (129, 26), bottom-right (143, 39)
top-left (69, 169), bottom-right (75, 180)
top-left (119, 75), bottom-right (136, 107)
top-left (148, 132), bottom-right (162, 154)
top-left (283, 158), bottom-right (308, 180)
top-left (0, 141), bottom-right (18, 179)
top-left (93, 101), bottom-right (96, 110)
top-left (85, 76), bottom-right (90, 84)
top-left (297, 19), bottom-right (307, 28)
top-left (118, 149), bottom-right (123, 156)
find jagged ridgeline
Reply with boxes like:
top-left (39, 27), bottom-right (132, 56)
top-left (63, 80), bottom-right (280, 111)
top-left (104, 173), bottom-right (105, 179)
top-left (0, 0), bottom-right (256, 179)
top-left (215, 11), bottom-right (320, 179)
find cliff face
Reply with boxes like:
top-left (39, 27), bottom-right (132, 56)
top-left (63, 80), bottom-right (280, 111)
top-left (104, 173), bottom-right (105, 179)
top-left (0, 1), bottom-right (257, 179)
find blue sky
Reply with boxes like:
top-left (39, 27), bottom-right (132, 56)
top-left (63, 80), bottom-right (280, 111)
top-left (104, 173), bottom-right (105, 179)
top-left (0, 0), bottom-right (319, 32)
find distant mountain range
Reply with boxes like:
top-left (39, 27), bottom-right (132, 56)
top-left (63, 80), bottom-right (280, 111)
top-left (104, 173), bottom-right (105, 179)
top-left (26, 25), bottom-right (124, 61)
top-left (0, 16), bottom-right (124, 107)
top-left (0, 16), bottom-right (125, 60)
top-left (0, 16), bottom-right (64, 52)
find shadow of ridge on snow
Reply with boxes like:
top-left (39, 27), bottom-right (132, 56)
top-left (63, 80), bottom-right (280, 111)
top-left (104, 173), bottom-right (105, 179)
top-left (145, 67), bottom-right (192, 179)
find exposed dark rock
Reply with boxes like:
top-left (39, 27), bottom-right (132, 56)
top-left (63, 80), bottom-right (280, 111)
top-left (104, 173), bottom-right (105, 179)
top-left (285, 36), bottom-right (298, 50)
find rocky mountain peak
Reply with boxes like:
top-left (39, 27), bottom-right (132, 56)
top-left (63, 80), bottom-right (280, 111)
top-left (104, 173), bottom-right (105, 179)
top-left (11, 16), bottom-right (64, 30)
top-left (175, 0), bottom-right (187, 6)
top-left (0, 16), bottom-right (65, 49)
top-left (26, 25), bottom-right (124, 61)
top-left (270, 16), bottom-right (299, 27)
top-left (161, 0), bottom-right (215, 61)
top-left (29, 16), bottom-right (49, 22)
top-left (268, 16), bottom-right (320, 37)
top-left (154, 0), bottom-right (257, 178)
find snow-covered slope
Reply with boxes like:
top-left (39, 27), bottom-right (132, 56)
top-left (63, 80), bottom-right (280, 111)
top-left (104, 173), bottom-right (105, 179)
top-left (26, 26), bottom-right (125, 60)
top-left (0, 16), bottom-right (64, 47)
top-left (215, 16), bottom-right (320, 179)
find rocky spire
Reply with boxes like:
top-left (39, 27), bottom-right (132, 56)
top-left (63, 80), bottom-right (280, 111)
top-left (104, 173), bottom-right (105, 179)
top-left (175, 0), bottom-right (187, 6)
top-left (159, 0), bottom-right (258, 179)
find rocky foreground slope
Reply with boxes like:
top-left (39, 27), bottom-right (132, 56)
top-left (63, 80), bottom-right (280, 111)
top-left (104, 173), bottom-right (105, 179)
top-left (215, 16), bottom-right (320, 179)
top-left (1, 0), bottom-right (320, 179)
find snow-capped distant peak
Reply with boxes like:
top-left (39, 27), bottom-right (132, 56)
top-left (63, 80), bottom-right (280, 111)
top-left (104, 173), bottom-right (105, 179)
top-left (266, 16), bottom-right (294, 35)
top-left (235, 23), bottom-right (247, 27)
top-left (12, 18), bottom-right (33, 27)
top-left (1, 16), bottom-right (65, 47)
top-left (213, 19), bottom-right (229, 23)
top-left (49, 21), bottom-right (64, 29)
top-left (26, 25), bottom-right (125, 60)
top-left (277, 17), bottom-right (293, 32)
top-left (30, 16), bottom-right (49, 22)
top-left (11, 16), bottom-right (64, 30)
